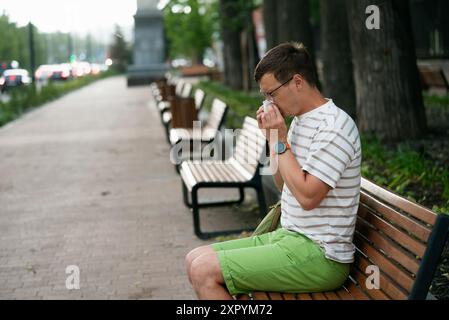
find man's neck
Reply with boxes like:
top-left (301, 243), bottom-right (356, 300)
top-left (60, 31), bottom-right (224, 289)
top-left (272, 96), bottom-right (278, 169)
top-left (295, 88), bottom-right (328, 117)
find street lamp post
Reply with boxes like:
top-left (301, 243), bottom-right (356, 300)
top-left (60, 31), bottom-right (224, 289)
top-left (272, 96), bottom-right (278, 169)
top-left (28, 22), bottom-right (36, 83)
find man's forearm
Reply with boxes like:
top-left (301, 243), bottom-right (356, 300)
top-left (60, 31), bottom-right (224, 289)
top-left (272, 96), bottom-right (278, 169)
top-left (270, 151), bottom-right (284, 192)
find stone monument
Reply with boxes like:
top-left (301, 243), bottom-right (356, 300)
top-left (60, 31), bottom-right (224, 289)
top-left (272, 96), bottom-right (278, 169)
top-left (127, 0), bottom-right (168, 86)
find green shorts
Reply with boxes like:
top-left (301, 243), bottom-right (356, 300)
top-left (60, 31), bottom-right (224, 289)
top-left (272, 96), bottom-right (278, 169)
top-left (211, 228), bottom-right (350, 296)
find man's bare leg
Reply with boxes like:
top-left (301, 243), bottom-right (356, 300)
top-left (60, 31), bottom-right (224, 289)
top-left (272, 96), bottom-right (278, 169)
top-left (190, 252), bottom-right (233, 300)
top-left (185, 245), bottom-right (216, 284)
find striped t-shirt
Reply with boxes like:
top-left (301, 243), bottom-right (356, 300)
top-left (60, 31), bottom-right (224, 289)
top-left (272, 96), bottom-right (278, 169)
top-left (281, 99), bottom-right (361, 264)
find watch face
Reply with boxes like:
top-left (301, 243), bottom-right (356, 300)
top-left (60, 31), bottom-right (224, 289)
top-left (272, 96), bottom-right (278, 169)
top-left (275, 142), bottom-right (286, 154)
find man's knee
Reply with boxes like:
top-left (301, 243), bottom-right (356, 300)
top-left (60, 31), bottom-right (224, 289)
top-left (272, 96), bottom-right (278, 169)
top-left (190, 253), bottom-right (223, 285)
top-left (185, 245), bottom-right (214, 269)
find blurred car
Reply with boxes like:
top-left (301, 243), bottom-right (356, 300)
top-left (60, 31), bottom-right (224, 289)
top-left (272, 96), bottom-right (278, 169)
top-left (0, 69), bottom-right (32, 92)
top-left (35, 64), bottom-right (54, 81)
top-left (50, 64), bottom-right (72, 81)
top-left (71, 61), bottom-right (91, 77)
top-left (90, 63), bottom-right (101, 75)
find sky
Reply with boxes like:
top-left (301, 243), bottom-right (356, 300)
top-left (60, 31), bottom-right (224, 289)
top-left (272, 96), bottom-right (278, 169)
top-left (0, 0), bottom-right (140, 40)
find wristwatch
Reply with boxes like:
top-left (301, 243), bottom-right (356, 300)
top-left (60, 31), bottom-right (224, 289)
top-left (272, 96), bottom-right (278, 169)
top-left (273, 141), bottom-right (291, 155)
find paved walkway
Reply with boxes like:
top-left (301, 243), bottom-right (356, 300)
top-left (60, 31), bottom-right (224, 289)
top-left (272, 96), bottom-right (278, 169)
top-left (0, 76), bottom-right (258, 299)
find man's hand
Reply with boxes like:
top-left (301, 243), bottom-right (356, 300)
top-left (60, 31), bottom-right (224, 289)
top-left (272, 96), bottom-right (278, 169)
top-left (256, 104), bottom-right (288, 143)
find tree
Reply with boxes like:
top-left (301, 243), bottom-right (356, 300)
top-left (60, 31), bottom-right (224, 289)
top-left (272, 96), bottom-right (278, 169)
top-left (346, 0), bottom-right (427, 142)
top-left (320, 0), bottom-right (356, 118)
top-left (163, 0), bottom-right (214, 64)
top-left (219, 0), bottom-right (244, 89)
top-left (109, 25), bottom-right (131, 72)
top-left (262, 0), bottom-right (277, 50)
top-left (276, 0), bottom-right (315, 55)
top-left (261, 0), bottom-right (319, 88)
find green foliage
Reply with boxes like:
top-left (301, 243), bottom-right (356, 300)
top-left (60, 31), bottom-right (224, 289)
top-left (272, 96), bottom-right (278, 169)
top-left (195, 80), bottom-right (294, 129)
top-left (361, 135), bottom-right (449, 212)
top-left (0, 13), bottom-right (108, 72)
top-left (163, 0), bottom-right (215, 63)
top-left (219, 0), bottom-right (257, 32)
top-left (423, 92), bottom-right (449, 109)
top-left (195, 80), bottom-right (262, 128)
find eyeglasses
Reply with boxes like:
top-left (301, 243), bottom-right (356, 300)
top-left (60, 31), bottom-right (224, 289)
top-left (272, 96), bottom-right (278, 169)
top-left (260, 76), bottom-right (293, 101)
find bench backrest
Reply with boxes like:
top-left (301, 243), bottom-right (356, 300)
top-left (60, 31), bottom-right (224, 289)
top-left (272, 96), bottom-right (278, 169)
top-left (352, 178), bottom-right (449, 299)
top-left (419, 68), bottom-right (449, 90)
top-left (181, 82), bottom-right (193, 97)
top-left (205, 99), bottom-right (228, 131)
top-left (194, 89), bottom-right (206, 111)
top-left (175, 81), bottom-right (185, 96)
top-left (231, 117), bottom-right (266, 177)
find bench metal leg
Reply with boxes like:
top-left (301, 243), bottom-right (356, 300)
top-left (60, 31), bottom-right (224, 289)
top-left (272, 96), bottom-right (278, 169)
top-left (182, 182), bottom-right (192, 208)
top-left (163, 120), bottom-right (171, 144)
top-left (190, 186), bottom-right (255, 240)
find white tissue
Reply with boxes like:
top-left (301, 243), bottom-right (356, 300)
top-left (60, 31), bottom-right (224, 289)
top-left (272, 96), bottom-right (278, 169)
top-left (263, 100), bottom-right (270, 112)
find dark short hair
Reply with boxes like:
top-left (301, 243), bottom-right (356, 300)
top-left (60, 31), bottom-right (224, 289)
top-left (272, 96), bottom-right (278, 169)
top-left (254, 42), bottom-right (317, 87)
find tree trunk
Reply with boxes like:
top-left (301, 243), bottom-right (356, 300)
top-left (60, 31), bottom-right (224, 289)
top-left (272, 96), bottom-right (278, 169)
top-left (263, 0), bottom-right (278, 50)
top-left (219, 0), bottom-right (243, 90)
top-left (275, 0), bottom-right (320, 88)
top-left (346, 0), bottom-right (427, 142)
top-left (320, 0), bottom-right (356, 119)
top-left (276, 0), bottom-right (315, 56)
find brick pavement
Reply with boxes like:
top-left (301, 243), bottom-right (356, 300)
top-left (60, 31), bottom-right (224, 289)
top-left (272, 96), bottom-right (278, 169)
top-left (0, 76), bottom-right (259, 300)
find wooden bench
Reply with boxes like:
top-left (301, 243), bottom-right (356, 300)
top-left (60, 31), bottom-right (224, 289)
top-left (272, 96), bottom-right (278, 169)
top-left (157, 80), bottom-right (187, 115)
top-left (419, 67), bottom-right (449, 92)
top-left (169, 98), bottom-right (228, 146)
top-left (162, 88), bottom-right (205, 142)
top-left (179, 117), bottom-right (268, 239)
top-left (243, 178), bottom-right (448, 300)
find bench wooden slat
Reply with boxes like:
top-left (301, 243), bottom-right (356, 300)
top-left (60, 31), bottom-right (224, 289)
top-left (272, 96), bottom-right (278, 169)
top-left (356, 218), bottom-right (420, 274)
top-left (209, 163), bottom-right (235, 182)
top-left (180, 163), bottom-right (197, 191)
top-left (181, 83), bottom-right (192, 97)
top-left (355, 252), bottom-right (408, 300)
top-left (213, 162), bottom-right (244, 182)
top-left (282, 293), bottom-right (297, 300)
top-left (296, 293), bottom-right (313, 300)
top-left (252, 291), bottom-right (270, 300)
top-left (323, 291), bottom-right (340, 300)
top-left (235, 134), bottom-right (262, 157)
top-left (360, 192), bottom-right (431, 242)
top-left (334, 288), bottom-right (354, 300)
top-left (350, 265), bottom-right (390, 300)
top-left (354, 233), bottom-right (414, 292)
top-left (234, 146), bottom-right (260, 168)
top-left (190, 163), bottom-right (209, 183)
top-left (344, 280), bottom-right (370, 300)
top-left (233, 156), bottom-right (258, 176)
top-left (361, 178), bottom-right (436, 226)
top-left (237, 133), bottom-right (265, 160)
top-left (311, 292), bottom-right (328, 300)
top-left (194, 89), bottom-right (205, 110)
top-left (237, 131), bottom-right (263, 154)
top-left (267, 292), bottom-right (284, 300)
top-left (358, 205), bottom-right (426, 258)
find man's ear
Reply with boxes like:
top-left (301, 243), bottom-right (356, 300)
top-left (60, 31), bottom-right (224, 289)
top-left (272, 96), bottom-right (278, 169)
top-left (293, 74), bottom-right (303, 91)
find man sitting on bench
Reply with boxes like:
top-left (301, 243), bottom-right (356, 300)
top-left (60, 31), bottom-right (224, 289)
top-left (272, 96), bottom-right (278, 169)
top-left (185, 42), bottom-right (362, 299)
